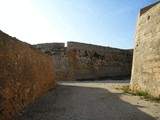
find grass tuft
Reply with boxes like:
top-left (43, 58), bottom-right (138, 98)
top-left (121, 85), bottom-right (132, 94)
top-left (121, 85), bottom-right (160, 102)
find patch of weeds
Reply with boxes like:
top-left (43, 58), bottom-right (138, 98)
top-left (121, 85), bottom-right (132, 94)
top-left (141, 93), bottom-right (160, 102)
top-left (121, 85), bottom-right (160, 102)
top-left (135, 90), bottom-right (149, 97)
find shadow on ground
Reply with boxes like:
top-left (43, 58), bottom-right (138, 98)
top-left (13, 81), bottom-right (155, 120)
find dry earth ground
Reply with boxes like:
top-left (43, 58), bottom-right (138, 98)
top-left (14, 80), bottom-right (160, 120)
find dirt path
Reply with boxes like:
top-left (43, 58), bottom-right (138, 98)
top-left (14, 80), bottom-right (160, 120)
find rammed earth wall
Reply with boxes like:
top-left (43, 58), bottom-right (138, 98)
top-left (0, 31), bottom-right (56, 120)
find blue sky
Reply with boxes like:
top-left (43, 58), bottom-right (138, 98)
top-left (0, 0), bottom-right (159, 49)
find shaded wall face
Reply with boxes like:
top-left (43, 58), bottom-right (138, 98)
top-left (131, 3), bottom-right (160, 97)
top-left (0, 31), bottom-right (56, 120)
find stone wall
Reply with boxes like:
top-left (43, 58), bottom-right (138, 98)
top-left (0, 31), bottom-right (56, 120)
top-left (36, 43), bottom-right (65, 50)
top-left (67, 42), bottom-right (132, 80)
top-left (36, 41), bottom-right (133, 81)
top-left (131, 2), bottom-right (160, 97)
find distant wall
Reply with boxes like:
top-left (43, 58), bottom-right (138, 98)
top-left (67, 42), bottom-right (132, 80)
top-left (0, 31), bottom-right (56, 120)
top-left (36, 41), bottom-right (133, 81)
top-left (131, 2), bottom-right (160, 97)
top-left (35, 43), bottom-right (65, 53)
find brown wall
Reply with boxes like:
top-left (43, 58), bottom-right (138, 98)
top-left (67, 42), bottom-right (132, 80)
top-left (36, 42), bottom-right (133, 81)
top-left (0, 31), bottom-right (56, 120)
top-left (131, 2), bottom-right (160, 97)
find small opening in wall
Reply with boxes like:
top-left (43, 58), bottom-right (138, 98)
top-left (147, 15), bottom-right (150, 20)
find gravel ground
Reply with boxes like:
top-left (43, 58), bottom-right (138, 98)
top-left (14, 80), bottom-right (160, 120)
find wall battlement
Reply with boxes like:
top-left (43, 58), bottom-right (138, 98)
top-left (35, 43), bottom-right (65, 50)
top-left (139, 1), bottom-right (160, 16)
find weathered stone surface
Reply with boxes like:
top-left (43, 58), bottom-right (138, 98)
top-left (131, 2), bottom-right (160, 97)
top-left (35, 42), bottom-right (133, 81)
top-left (0, 31), bottom-right (56, 120)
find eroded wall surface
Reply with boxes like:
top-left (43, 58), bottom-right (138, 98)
top-left (67, 42), bottom-right (132, 80)
top-left (36, 42), bottom-right (133, 81)
top-left (131, 2), bottom-right (160, 97)
top-left (0, 31), bottom-right (56, 120)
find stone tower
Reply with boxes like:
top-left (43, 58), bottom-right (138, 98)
top-left (131, 2), bottom-right (160, 97)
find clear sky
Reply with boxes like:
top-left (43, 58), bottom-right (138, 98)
top-left (0, 0), bottom-right (159, 49)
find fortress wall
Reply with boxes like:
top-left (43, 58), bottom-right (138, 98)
top-left (131, 2), bottom-right (160, 97)
top-left (35, 43), bottom-right (70, 80)
top-left (67, 42), bottom-right (133, 80)
top-left (51, 48), bottom-right (69, 80)
top-left (0, 31), bottom-right (56, 120)
top-left (36, 43), bottom-right (65, 51)
top-left (35, 42), bottom-right (132, 81)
